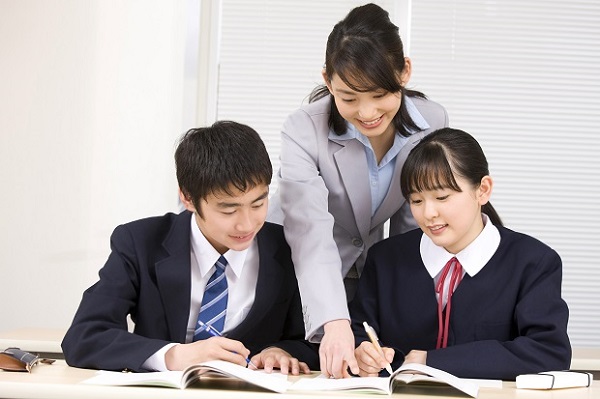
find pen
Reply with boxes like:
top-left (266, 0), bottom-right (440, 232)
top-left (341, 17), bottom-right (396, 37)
top-left (363, 321), bottom-right (393, 375)
top-left (197, 321), bottom-right (258, 369)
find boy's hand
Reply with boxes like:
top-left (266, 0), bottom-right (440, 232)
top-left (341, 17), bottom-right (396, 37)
top-left (354, 341), bottom-right (394, 377)
top-left (250, 347), bottom-right (310, 375)
top-left (165, 337), bottom-right (250, 370)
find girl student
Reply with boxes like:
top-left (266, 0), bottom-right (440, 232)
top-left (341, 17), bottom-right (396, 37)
top-left (268, 3), bottom-right (448, 378)
top-left (349, 128), bottom-right (571, 380)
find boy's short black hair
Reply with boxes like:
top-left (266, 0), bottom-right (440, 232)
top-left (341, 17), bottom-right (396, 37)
top-left (175, 121), bottom-right (272, 211)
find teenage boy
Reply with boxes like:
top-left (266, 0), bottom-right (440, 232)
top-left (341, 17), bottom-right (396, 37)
top-left (62, 121), bottom-right (318, 374)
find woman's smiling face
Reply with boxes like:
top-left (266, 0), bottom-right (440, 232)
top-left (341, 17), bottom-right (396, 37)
top-left (327, 74), bottom-right (402, 143)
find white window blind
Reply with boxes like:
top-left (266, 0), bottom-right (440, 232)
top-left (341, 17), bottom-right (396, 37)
top-left (408, 0), bottom-right (600, 347)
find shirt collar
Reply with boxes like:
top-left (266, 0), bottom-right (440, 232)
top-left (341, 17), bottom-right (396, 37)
top-left (421, 214), bottom-right (500, 278)
top-left (189, 213), bottom-right (249, 279)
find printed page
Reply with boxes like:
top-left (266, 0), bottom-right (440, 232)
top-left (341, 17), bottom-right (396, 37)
top-left (290, 374), bottom-right (391, 394)
top-left (184, 360), bottom-right (292, 393)
top-left (394, 363), bottom-right (479, 397)
top-left (81, 370), bottom-right (185, 389)
top-left (81, 361), bottom-right (292, 393)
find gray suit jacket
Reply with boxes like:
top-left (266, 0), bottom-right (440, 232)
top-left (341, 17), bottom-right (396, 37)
top-left (268, 95), bottom-right (448, 340)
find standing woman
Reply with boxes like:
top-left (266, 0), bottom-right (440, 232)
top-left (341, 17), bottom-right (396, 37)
top-left (268, 3), bottom-right (449, 378)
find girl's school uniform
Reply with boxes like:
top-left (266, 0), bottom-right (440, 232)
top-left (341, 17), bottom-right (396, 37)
top-left (349, 219), bottom-right (571, 380)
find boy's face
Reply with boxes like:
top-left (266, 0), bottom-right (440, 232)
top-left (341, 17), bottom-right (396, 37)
top-left (181, 184), bottom-right (269, 254)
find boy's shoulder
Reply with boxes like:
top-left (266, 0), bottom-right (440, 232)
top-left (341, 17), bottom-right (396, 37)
top-left (260, 220), bottom-right (284, 234)
top-left (117, 210), bottom-right (188, 231)
top-left (257, 221), bottom-right (287, 246)
top-left (111, 211), bottom-right (191, 246)
top-left (257, 222), bottom-right (293, 262)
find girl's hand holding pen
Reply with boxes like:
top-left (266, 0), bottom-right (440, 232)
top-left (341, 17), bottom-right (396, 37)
top-left (354, 341), bottom-right (395, 377)
top-left (359, 321), bottom-right (394, 377)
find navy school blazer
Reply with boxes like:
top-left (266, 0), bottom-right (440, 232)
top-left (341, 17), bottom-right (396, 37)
top-left (62, 211), bottom-right (319, 371)
top-left (350, 226), bottom-right (571, 380)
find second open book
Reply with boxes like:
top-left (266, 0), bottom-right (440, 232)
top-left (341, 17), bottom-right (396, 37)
top-left (292, 362), bottom-right (483, 396)
top-left (83, 360), bottom-right (496, 396)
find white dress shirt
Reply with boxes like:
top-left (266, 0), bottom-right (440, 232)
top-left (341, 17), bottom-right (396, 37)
top-left (143, 213), bottom-right (259, 371)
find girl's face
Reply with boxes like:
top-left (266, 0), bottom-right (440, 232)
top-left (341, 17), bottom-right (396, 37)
top-left (408, 175), bottom-right (493, 254)
top-left (326, 73), bottom-right (402, 143)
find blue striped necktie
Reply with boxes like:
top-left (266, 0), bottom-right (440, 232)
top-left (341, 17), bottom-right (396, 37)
top-left (194, 255), bottom-right (228, 341)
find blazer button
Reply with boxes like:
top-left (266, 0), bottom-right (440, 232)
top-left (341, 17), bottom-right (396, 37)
top-left (352, 238), bottom-right (363, 247)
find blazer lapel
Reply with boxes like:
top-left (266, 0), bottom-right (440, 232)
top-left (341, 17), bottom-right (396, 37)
top-left (371, 132), bottom-right (427, 230)
top-left (155, 211), bottom-right (193, 343)
top-left (229, 229), bottom-right (283, 337)
top-left (332, 138), bottom-right (371, 239)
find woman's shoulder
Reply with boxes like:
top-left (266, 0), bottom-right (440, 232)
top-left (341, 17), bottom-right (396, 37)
top-left (409, 94), bottom-right (445, 111)
top-left (295, 95), bottom-right (331, 117)
top-left (408, 95), bottom-right (449, 129)
top-left (283, 96), bottom-right (332, 138)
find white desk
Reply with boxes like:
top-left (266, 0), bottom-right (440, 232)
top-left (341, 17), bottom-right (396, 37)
top-left (0, 361), bottom-right (598, 399)
top-left (0, 329), bottom-right (599, 398)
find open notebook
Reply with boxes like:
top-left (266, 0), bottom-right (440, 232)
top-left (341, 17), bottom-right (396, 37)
top-left (290, 363), bottom-right (492, 396)
top-left (82, 360), bottom-right (292, 393)
top-left (82, 360), bottom-right (500, 396)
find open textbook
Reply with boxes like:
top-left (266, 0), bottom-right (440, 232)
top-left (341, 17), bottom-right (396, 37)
top-left (81, 360), bottom-right (292, 393)
top-left (82, 360), bottom-right (498, 396)
top-left (291, 362), bottom-right (483, 397)
top-left (516, 370), bottom-right (593, 390)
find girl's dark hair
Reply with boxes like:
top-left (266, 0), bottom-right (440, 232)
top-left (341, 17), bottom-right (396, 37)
top-left (175, 121), bottom-right (272, 213)
top-left (400, 128), bottom-right (503, 226)
top-left (310, 3), bottom-right (426, 137)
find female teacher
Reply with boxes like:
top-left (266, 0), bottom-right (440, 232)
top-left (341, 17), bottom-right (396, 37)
top-left (268, 3), bottom-right (449, 378)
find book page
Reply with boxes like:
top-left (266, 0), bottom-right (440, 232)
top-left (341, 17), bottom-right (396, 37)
top-left (394, 363), bottom-right (479, 397)
top-left (184, 360), bottom-right (292, 393)
top-left (81, 361), bottom-right (292, 393)
top-left (82, 370), bottom-right (185, 389)
top-left (291, 364), bottom-right (482, 397)
top-left (394, 373), bottom-right (444, 385)
top-left (290, 374), bottom-right (392, 394)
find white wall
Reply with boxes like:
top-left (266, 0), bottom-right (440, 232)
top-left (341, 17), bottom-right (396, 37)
top-left (0, 1), bottom-right (189, 330)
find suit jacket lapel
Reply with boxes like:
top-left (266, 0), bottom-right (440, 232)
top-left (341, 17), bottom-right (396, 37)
top-left (371, 132), bottom-right (426, 230)
top-left (155, 211), bottom-right (193, 343)
top-left (332, 138), bottom-right (371, 239)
